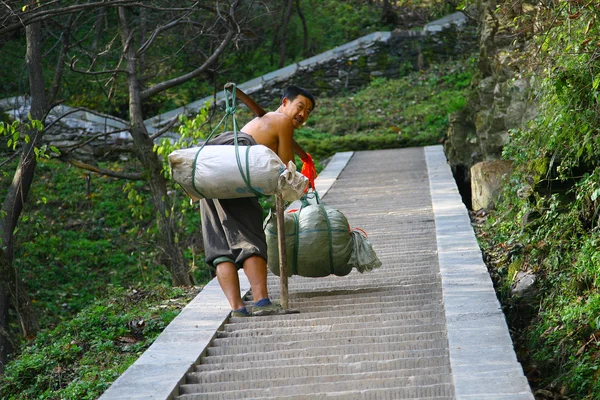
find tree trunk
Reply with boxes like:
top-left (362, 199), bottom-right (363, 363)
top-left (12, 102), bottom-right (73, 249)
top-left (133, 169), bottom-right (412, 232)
top-left (277, 0), bottom-right (294, 69)
top-left (0, 285), bottom-right (10, 373)
top-left (269, 2), bottom-right (284, 65)
top-left (92, 7), bottom-right (106, 53)
top-left (381, 0), bottom-right (399, 26)
top-left (118, 7), bottom-right (193, 286)
top-left (0, 22), bottom-right (46, 364)
top-left (295, 0), bottom-right (309, 58)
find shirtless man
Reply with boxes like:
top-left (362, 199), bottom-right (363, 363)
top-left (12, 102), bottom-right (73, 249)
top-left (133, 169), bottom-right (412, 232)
top-left (200, 85), bottom-right (315, 317)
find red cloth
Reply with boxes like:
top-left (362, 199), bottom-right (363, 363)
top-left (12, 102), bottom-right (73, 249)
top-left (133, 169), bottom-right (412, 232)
top-left (300, 153), bottom-right (317, 190)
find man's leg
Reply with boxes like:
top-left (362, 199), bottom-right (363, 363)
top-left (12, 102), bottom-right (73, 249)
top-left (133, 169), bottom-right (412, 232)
top-left (242, 255), bottom-right (269, 301)
top-left (215, 261), bottom-right (245, 311)
top-left (243, 255), bottom-right (282, 316)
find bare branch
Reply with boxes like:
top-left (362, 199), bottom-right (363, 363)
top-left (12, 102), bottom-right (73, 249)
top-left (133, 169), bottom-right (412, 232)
top-left (149, 116), bottom-right (180, 141)
top-left (0, 149), bottom-right (21, 170)
top-left (1, 1), bottom-right (220, 35)
top-left (140, 29), bottom-right (235, 99)
top-left (60, 127), bottom-right (130, 155)
top-left (65, 158), bottom-right (144, 181)
top-left (43, 105), bottom-right (129, 131)
top-left (69, 56), bottom-right (128, 76)
top-left (0, 1), bottom-right (142, 35)
top-left (137, 11), bottom-right (194, 56)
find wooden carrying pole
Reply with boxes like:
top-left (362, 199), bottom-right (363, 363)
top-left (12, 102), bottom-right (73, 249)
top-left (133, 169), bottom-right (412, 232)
top-left (224, 83), bottom-right (290, 310)
top-left (275, 194), bottom-right (289, 310)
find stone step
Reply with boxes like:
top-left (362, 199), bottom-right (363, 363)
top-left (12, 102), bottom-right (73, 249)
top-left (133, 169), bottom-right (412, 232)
top-left (195, 348), bottom-right (450, 372)
top-left (267, 282), bottom-right (443, 297)
top-left (266, 285), bottom-right (441, 298)
top-left (179, 373), bottom-right (453, 398)
top-left (275, 300), bottom-right (442, 315)
top-left (277, 273), bottom-right (443, 285)
top-left (199, 347), bottom-right (448, 365)
top-left (226, 309), bottom-right (446, 329)
top-left (222, 312), bottom-right (447, 330)
top-left (267, 279), bottom-right (442, 293)
top-left (183, 366), bottom-right (450, 392)
top-left (277, 290), bottom-right (443, 305)
top-left (209, 330), bottom-right (447, 348)
top-left (217, 321), bottom-right (447, 339)
top-left (265, 284), bottom-right (442, 299)
top-left (273, 273), bottom-right (442, 284)
top-left (177, 385), bottom-right (455, 400)
top-left (187, 356), bottom-right (453, 384)
top-left (205, 338), bottom-right (449, 357)
top-left (277, 296), bottom-right (443, 311)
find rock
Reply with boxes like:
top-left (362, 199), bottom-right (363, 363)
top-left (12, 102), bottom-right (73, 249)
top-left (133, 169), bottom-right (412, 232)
top-left (533, 389), bottom-right (555, 399)
top-left (470, 160), bottom-right (513, 210)
top-left (511, 271), bottom-right (538, 300)
top-left (444, 109), bottom-right (481, 167)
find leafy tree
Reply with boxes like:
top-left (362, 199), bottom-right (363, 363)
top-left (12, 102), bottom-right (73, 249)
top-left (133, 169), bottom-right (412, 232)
top-left (0, 0), bottom-right (253, 366)
top-left (476, 0), bottom-right (600, 396)
top-left (0, 18), bottom-right (53, 372)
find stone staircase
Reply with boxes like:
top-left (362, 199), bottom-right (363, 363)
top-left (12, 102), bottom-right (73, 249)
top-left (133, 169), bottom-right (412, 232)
top-left (176, 148), bottom-right (454, 399)
top-left (99, 146), bottom-right (533, 400)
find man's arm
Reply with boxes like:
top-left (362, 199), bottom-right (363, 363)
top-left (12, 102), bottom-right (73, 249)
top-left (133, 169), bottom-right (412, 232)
top-left (277, 120), bottom-right (295, 166)
top-left (292, 140), bottom-right (307, 160)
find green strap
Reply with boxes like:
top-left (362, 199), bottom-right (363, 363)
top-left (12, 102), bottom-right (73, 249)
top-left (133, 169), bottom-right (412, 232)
top-left (291, 191), bottom-right (334, 275)
top-left (190, 83), bottom-right (264, 198)
top-left (320, 203), bottom-right (335, 275)
top-left (292, 212), bottom-right (300, 275)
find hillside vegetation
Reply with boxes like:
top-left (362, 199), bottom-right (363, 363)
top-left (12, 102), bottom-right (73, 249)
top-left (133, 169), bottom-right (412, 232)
top-left (0, 1), bottom-right (471, 397)
top-left (0, 58), bottom-right (475, 400)
top-left (472, 2), bottom-right (600, 398)
top-left (8, 1), bottom-right (600, 399)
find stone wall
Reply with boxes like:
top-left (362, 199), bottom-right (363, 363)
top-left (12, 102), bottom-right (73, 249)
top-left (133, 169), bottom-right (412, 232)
top-left (249, 25), bottom-right (477, 108)
top-left (443, 4), bottom-right (538, 204)
top-left (0, 98), bottom-right (132, 162)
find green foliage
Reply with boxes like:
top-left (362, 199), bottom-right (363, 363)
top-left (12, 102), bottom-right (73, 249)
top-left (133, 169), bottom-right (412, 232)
top-left (0, 118), bottom-right (46, 151)
top-left (0, 285), bottom-right (199, 400)
top-left (0, 2), bottom-right (471, 398)
top-left (0, 159), bottom-right (209, 329)
top-left (0, 0), bottom-right (457, 117)
top-left (220, 0), bottom-right (388, 85)
top-left (475, 2), bottom-right (600, 397)
top-left (154, 106), bottom-right (211, 179)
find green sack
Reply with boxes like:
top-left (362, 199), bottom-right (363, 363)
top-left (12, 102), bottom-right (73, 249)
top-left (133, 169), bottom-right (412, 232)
top-left (265, 203), bottom-right (353, 277)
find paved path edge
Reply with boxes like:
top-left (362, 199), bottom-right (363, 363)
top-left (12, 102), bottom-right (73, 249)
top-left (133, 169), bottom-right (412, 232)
top-left (425, 145), bottom-right (534, 400)
top-left (98, 151), bottom-right (354, 400)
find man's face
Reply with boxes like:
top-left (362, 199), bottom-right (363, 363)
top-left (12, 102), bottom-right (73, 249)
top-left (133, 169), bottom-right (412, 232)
top-left (282, 95), bottom-right (313, 129)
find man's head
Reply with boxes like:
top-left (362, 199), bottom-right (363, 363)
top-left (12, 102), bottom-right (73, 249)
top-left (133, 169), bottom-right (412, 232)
top-left (280, 85), bottom-right (315, 129)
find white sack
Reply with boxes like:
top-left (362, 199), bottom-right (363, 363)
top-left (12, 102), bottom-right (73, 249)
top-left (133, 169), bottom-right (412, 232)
top-left (169, 144), bottom-right (308, 201)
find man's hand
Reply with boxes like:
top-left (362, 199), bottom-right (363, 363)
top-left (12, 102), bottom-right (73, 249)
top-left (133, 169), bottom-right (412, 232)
top-left (300, 153), bottom-right (317, 190)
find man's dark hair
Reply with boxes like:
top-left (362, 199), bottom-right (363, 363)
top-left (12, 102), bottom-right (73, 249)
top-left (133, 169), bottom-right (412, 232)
top-left (282, 85), bottom-right (315, 109)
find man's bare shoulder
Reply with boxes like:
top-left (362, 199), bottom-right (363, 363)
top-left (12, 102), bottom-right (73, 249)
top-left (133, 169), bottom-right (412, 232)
top-left (262, 111), bottom-right (294, 125)
top-left (242, 111), bottom-right (293, 133)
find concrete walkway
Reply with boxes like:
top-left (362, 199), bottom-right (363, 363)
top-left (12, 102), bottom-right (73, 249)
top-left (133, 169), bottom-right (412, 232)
top-left (100, 146), bottom-right (533, 400)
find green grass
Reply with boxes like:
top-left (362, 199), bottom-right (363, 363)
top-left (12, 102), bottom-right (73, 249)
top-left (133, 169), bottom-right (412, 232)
top-left (0, 285), bottom-right (199, 400)
top-left (2, 159), bottom-right (209, 330)
top-left (294, 59), bottom-right (473, 160)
